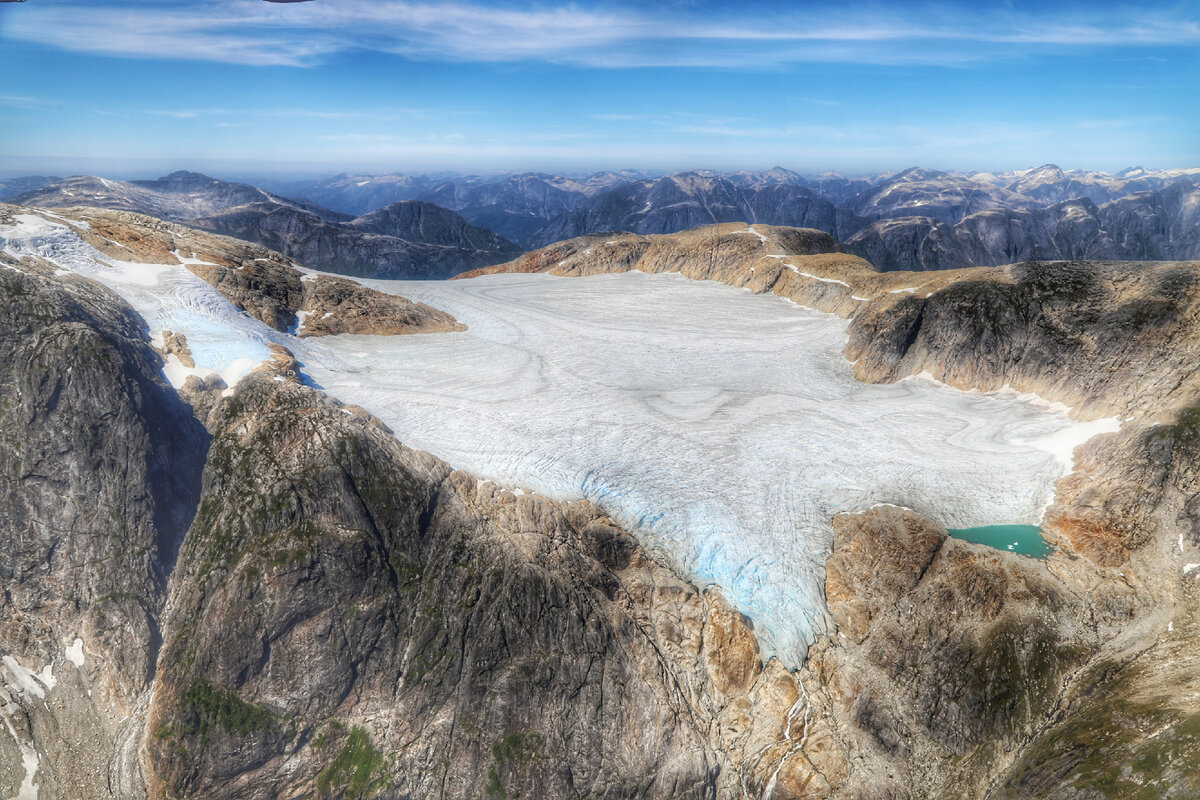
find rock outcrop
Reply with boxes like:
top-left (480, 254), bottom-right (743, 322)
top-left (20, 206), bottom-right (466, 337)
top-left (295, 275), bottom-right (464, 337)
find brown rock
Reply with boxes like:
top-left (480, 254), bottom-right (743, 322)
top-left (296, 275), bottom-right (465, 337)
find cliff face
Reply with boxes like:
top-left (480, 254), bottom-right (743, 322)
top-left (0, 246), bottom-right (208, 799)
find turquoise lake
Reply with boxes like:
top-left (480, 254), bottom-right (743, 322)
top-left (946, 524), bottom-right (1051, 558)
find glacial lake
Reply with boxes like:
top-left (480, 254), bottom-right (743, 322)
top-left (947, 524), bottom-right (1052, 558)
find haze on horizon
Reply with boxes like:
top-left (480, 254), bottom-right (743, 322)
top-left (1, 0), bottom-right (1198, 179)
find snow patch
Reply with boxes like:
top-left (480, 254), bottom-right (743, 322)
top-left (0, 712), bottom-right (39, 800)
top-left (2, 656), bottom-right (52, 702)
top-left (733, 226), bottom-right (768, 243)
top-left (1026, 417), bottom-right (1122, 478)
top-left (64, 638), bottom-right (85, 668)
top-left (794, 270), bottom-right (850, 288)
top-left (171, 249), bottom-right (219, 267)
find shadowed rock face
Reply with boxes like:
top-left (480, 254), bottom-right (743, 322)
top-left (845, 259), bottom-right (1200, 419)
top-left (0, 248), bottom-right (208, 799)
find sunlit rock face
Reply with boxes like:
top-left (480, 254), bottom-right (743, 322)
top-left (2, 210), bottom-right (1089, 665)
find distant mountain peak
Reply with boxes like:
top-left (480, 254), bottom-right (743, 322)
top-left (157, 170), bottom-right (218, 183)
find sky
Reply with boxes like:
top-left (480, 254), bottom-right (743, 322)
top-left (1, 0), bottom-right (1198, 179)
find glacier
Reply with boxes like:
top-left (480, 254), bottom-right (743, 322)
top-left (1, 212), bottom-right (1106, 666)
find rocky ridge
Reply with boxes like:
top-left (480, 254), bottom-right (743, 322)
top-left (0, 242), bottom-right (207, 800)
top-left (14, 165), bottom-right (1200, 272)
top-left (13, 173), bottom-right (522, 279)
top-left (18, 206), bottom-right (465, 337)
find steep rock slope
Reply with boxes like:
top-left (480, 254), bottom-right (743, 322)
top-left (846, 177), bottom-right (1200, 270)
top-left (145, 367), bottom-right (849, 800)
top-left (0, 242), bottom-right (208, 799)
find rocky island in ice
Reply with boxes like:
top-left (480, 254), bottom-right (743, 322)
top-left (1, 212), bottom-right (1112, 665)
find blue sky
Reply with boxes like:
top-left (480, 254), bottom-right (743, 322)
top-left (1, 0), bottom-right (1197, 178)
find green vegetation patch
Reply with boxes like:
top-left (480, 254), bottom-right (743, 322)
top-left (485, 732), bottom-right (544, 799)
top-left (315, 725), bottom-right (386, 799)
top-left (165, 678), bottom-right (283, 745)
top-left (1002, 666), bottom-right (1200, 799)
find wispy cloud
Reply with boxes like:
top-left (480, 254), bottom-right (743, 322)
top-left (0, 94), bottom-right (58, 110)
top-left (5, 0), bottom-right (1198, 69)
top-left (144, 106), bottom-right (457, 120)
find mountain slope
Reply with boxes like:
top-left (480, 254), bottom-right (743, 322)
top-left (530, 172), bottom-right (846, 247)
top-left (846, 178), bottom-right (1200, 270)
top-left (15, 173), bottom-right (522, 279)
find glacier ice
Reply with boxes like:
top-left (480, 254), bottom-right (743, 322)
top-left (1, 213), bottom-right (1103, 666)
top-left (298, 271), bottom-right (1091, 664)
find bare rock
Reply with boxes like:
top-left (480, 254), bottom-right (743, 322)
top-left (296, 275), bottom-right (465, 337)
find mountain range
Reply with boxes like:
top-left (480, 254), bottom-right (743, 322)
top-left (9, 171), bottom-right (521, 279)
top-left (4, 165), bottom-right (1199, 276)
